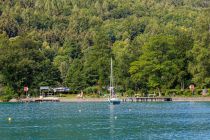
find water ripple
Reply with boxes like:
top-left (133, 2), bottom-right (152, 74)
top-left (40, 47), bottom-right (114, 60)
top-left (0, 102), bottom-right (210, 139)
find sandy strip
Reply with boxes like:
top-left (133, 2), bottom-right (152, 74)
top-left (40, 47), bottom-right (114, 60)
top-left (5, 98), bottom-right (108, 103)
top-left (60, 98), bottom-right (108, 102)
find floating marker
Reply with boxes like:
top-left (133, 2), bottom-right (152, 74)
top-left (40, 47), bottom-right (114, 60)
top-left (8, 117), bottom-right (12, 121)
top-left (129, 109), bottom-right (131, 112)
top-left (78, 110), bottom-right (81, 112)
top-left (114, 116), bottom-right (117, 119)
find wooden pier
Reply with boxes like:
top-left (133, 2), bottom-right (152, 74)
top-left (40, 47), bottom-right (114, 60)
top-left (20, 97), bottom-right (60, 103)
top-left (123, 97), bottom-right (172, 102)
top-left (34, 98), bottom-right (60, 102)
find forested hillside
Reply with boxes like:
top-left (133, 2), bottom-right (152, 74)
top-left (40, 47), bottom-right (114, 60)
top-left (0, 0), bottom-right (210, 98)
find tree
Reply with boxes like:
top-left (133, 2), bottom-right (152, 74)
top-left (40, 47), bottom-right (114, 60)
top-left (188, 11), bottom-right (210, 88)
top-left (83, 30), bottom-right (112, 88)
top-left (0, 36), bottom-right (61, 94)
top-left (65, 59), bottom-right (85, 90)
top-left (129, 36), bottom-right (180, 95)
top-left (112, 40), bottom-right (133, 91)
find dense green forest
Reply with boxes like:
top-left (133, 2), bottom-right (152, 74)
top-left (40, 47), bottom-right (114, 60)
top-left (0, 0), bottom-right (210, 99)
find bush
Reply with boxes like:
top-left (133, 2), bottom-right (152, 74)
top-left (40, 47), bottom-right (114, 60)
top-left (182, 89), bottom-right (202, 96)
top-left (115, 86), bottom-right (125, 93)
top-left (164, 89), bottom-right (176, 96)
top-left (0, 86), bottom-right (15, 102)
top-left (84, 86), bottom-right (99, 94)
top-left (0, 94), bottom-right (13, 102)
top-left (88, 93), bottom-right (100, 98)
top-left (28, 88), bottom-right (39, 97)
top-left (59, 94), bottom-right (66, 97)
top-left (194, 89), bottom-right (202, 95)
top-left (68, 90), bottom-right (79, 94)
top-left (164, 89), bottom-right (202, 97)
top-left (164, 89), bottom-right (184, 96)
top-left (183, 90), bottom-right (192, 96)
top-left (126, 89), bottom-right (135, 97)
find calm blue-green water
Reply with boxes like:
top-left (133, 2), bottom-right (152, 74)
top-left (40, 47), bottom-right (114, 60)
top-left (1, 102), bottom-right (210, 140)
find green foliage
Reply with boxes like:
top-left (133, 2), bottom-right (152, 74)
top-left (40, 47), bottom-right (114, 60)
top-left (0, 36), bottom-right (61, 96)
top-left (164, 89), bottom-right (184, 96)
top-left (83, 86), bottom-right (99, 94)
top-left (130, 36), bottom-right (181, 90)
top-left (0, 86), bottom-right (15, 102)
top-left (188, 11), bottom-right (210, 88)
top-left (126, 89), bottom-right (135, 97)
top-left (0, 0), bottom-right (209, 98)
top-left (163, 89), bottom-right (204, 97)
top-left (0, 15), bottom-right (19, 37)
top-left (83, 30), bottom-right (112, 87)
top-left (65, 59), bottom-right (85, 90)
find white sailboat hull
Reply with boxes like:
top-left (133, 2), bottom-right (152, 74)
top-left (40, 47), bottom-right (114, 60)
top-left (109, 98), bottom-right (121, 105)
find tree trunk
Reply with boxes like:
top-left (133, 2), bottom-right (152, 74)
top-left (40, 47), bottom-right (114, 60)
top-left (181, 81), bottom-right (184, 91)
top-left (157, 87), bottom-right (161, 97)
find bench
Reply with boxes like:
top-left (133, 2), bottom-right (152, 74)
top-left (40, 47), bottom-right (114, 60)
top-left (148, 92), bottom-right (156, 97)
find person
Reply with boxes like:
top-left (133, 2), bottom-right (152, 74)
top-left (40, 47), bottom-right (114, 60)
top-left (189, 84), bottom-right (195, 95)
top-left (202, 88), bottom-right (208, 96)
top-left (77, 90), bottom-right (84, 98)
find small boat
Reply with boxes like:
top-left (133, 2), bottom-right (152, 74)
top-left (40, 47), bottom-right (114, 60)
top-left (109, 97), bottom-right (121, 105)
top-left (109, 58), bottom-right (121, 105)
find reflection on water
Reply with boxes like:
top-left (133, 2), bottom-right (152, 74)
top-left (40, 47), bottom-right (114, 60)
top-left (0, 102), bottom-right (210, 139)
top-left (109, 104), bottom-right (115, 139)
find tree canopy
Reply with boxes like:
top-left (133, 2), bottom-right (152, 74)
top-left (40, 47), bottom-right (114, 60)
top-left (0, 0), bottom-right (210, 96)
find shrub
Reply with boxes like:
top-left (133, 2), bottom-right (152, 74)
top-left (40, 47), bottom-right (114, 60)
top-left (28, 88), bottom-right (39, 97)
top-left (134, 91), bottom-right (145, 97)
top-left (59, 94), bottom-right (66, 97)
top-left (115, 86), bottom-right (125, 93)
top-left (0, 86), bottom-right (14, 102)
top-left (183, 90), bottom-right (192, 96)
top-left (194, 89), bottom-right (202, 95)
top-left (84, 86), bottom-right (99, 94)
top-left (126, 89), bottom-right (135, 97)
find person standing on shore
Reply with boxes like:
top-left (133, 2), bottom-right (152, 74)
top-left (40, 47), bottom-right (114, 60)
top-left (189, 84), bottom-right (195, 95)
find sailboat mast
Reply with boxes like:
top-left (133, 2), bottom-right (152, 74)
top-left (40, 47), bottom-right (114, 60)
top-left (110, 58), bottom-right (113, 97)
top-left (109, 58), bottom-right (120, 104)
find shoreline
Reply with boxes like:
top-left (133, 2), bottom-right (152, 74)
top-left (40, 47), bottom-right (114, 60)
top-left (60, 97), bottom-right (210, 102)
top-left (4, 96), bottom-right (210, 103)
top-left (60, 98), bottom-right (108, 102)
top-left (172, 97), bottom-right (210, 102)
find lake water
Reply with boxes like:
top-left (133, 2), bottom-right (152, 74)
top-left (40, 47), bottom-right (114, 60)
top-left (0, 102), bottom-right (210, 140)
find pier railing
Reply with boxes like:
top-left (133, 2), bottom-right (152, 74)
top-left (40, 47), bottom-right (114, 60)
top-left (122, 97), bottom-right (172, 102)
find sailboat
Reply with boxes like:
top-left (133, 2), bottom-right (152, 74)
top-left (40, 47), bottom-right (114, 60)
top-left (109, 58), bottom-right (121, 105)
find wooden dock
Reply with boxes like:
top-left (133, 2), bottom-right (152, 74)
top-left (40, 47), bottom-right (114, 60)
top-left (34, 98), bottom-right (60, 102)
top-left (123, 97), bottom-right (172, 102)
top-left (20, 97), bottom-right (60, 103)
